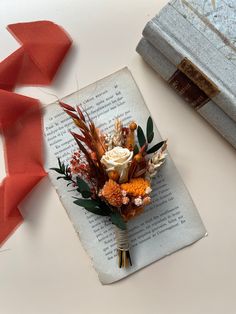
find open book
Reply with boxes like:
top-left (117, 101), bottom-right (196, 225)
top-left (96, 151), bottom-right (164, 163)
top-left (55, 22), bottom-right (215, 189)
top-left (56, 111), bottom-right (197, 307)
top-left (44, 68), bottom-right (206, 284)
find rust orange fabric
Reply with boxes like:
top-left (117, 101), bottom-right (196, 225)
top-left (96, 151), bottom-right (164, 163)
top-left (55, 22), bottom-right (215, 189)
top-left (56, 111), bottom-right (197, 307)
top-left (0, 21), bottom-right (72, 245)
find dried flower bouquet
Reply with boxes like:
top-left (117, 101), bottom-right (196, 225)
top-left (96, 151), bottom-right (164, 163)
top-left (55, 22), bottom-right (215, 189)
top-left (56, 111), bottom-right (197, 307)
top-left (51, 102), bottom-right (167, 268)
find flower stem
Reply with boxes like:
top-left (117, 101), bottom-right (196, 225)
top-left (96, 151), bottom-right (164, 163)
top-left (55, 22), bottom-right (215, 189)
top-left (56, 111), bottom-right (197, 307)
top-left (114, 226), bottom-right (132, 268)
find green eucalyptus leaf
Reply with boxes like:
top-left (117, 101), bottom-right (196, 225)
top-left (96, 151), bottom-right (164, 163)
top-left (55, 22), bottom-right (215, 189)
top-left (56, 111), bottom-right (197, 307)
top-left (61, 163), bottom-right (65, 173)
top-left (50, 167), bottom-right (64, 174)
top-left (64, 177), bottom-right (72, 181)
top-left (110, 212), bottom-right (126, 230)
top-left (148, 132), bottom-right (154, 144)
top-left (73, 199), bottom-right (109, 216)
top-left (146, 117), bottom-right (154, 143)
top-left (66, 165), bottom-right (71, 176)
top-left (57, 176), bottom-right (65, 180)
top-left (76, 177), bottom-right (91, 194)
top-left (81, 191), bottom-right (92, 198)
top-left (137, 126), bottom-right (146, 148)
top-left (58, 158), bottom-right (62, 169)
top-left (99, 201), bottom-right (111, 214)
top-left (133, 145), bottom-right (139, 155)
top-left (146, 141), bottom-right (165, 154)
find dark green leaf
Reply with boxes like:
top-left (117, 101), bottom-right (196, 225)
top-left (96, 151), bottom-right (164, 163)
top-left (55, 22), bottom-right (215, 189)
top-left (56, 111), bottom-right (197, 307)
top-left (73, 199), bottom-right (109, 216)
top-left (133, 145), bottom-right (139, 155)
top-left (66, 165), bottom-right (70, 176)
top-left (98, 200), bottom-right (111, 214)
top-left (64, 177), bottom-right (72, 181)
top-left (76, 177), bottom-right (91, 194)
top-left (146, 117), bottom-right (154, 143)
top-left (50, 167), bottom-right (64, 174)
top-left (61, 163), bottom-right (65, 173)
top-left (58, 158), bottom-right (62, 169)
top-left (57, 176), bottom-right (65, 180)
top-left (110, 212), bottom-right (126, 230)
top-left (148, 133), bottom-right (154, 143)
top-left (81, 191), bottom-right (91, 198)
top-left (73, 198), bottom-right (97, 209)
top-left (146, 141), bottom-right (165, 154)
top-left (137, 126), bottom-right (146, 148)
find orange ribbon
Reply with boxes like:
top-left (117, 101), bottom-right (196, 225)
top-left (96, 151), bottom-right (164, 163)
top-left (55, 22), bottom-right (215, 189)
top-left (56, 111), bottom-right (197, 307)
top-left (0, 21), bottom-right (72, 245)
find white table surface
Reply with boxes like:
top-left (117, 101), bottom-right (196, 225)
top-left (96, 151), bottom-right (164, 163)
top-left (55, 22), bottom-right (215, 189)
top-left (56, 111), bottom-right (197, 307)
top-left (0, 1), bottom-right (236, 313)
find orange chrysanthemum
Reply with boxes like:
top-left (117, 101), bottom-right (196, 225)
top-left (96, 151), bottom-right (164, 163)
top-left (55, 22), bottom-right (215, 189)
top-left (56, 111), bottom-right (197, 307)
top-left (101, 179), bottom-right (123, 207)
top-left (121, 178), bottom-right (150, 197)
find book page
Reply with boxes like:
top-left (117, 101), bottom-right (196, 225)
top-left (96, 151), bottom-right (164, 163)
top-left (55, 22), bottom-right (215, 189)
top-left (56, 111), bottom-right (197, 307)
top-left (44, 67), bottom-right (206, 284)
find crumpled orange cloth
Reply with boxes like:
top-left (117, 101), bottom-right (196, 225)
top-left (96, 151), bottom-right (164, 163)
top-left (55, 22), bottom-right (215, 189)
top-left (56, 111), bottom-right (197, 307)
top-left (0, 21), bottom-right (72, 245)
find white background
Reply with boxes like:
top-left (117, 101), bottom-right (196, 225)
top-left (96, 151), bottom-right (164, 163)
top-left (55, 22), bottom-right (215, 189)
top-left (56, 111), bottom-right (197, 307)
top-left (0, 1), bottom-right (236, 313)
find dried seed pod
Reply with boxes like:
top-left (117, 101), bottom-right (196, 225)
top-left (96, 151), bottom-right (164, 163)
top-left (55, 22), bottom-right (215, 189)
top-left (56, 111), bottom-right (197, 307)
top-left (129, 121), bottom-right (137, 131)
top-left (125, 121), bottom-right (137, 150)
top-left (134, 153), bottom-right (143, 163)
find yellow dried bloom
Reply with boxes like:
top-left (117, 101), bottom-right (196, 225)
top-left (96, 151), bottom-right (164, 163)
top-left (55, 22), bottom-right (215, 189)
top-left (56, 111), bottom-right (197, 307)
top-left (121, 178), bottom-right (150, 197)
top-left (101, 179), bottom-right (123, 207)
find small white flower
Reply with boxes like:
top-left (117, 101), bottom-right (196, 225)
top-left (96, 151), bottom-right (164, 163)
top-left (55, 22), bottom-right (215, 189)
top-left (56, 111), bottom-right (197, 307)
top-left (134, 197), bottom-right (143, 207)
top-left (121, 190), bottom-right (127, 197)
top-left (122, 196), bottom-right (130, 205)
top-left (143, 196), bottom-right (151, 206)
top-left (145, 187), bottom-right (152, 194)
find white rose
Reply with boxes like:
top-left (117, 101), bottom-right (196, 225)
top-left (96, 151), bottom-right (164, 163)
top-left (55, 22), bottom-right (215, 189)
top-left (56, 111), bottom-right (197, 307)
top-left (101, 146), bottom-right (133, 183)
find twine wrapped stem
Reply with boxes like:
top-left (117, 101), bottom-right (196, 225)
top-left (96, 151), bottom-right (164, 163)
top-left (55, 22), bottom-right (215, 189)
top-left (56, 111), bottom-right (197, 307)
top-left (114, 226), bottom-right (132, 268)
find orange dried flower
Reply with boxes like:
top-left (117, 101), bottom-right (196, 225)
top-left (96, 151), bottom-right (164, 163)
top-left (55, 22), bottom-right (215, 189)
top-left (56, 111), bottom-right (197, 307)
top-left (121, 178), bottom-right (150, 197)
top-left (101, 179), bottom-right (123, 207)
